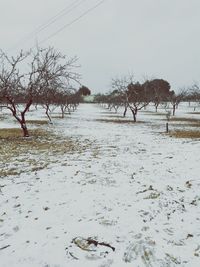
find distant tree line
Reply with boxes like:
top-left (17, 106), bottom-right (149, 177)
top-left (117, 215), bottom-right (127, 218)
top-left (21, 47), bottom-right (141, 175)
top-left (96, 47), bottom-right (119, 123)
top-left (94, 75), bottom-right (200, 122)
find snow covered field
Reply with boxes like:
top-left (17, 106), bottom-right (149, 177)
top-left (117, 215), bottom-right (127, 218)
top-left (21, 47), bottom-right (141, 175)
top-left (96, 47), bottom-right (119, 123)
top-left (0, 103), bottom-right (200, 267)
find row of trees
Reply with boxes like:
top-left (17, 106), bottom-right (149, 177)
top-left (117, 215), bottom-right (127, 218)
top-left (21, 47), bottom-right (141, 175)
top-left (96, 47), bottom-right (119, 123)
top-left (0, 47), bottom-right (90, 137)
top-left (94, 76), bottom-right (200, 122)
top-left (185, 84), bottom-right (200, 104)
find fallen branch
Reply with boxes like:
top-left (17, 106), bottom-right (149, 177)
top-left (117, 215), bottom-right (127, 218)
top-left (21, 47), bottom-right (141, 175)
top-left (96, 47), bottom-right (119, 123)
top-left (0, 245), bottom-right (10, 250)
top-left (87, 238), bottom-right (115, 252)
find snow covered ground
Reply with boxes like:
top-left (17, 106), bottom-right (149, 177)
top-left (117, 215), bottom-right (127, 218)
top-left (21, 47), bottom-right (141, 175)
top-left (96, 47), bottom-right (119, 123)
top-left (0, 103), bottom-right (200, 267)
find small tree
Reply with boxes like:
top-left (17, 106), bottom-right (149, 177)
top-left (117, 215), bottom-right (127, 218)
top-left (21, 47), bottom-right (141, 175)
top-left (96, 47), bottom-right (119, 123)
top-left (188, 83), bottom-right (200, 110)
top-left (127, 82), bottom-right (151, 122)
top-left (55, 89), bottom-right (78, 118)
top-left (111, 75), bottom-right (152, 121)
top-left (111, 76), bottom-right (132, 117)
top-left (39, 87), bottom-right (58, 123)
top-left (169, 89), bottom-right (187, 116)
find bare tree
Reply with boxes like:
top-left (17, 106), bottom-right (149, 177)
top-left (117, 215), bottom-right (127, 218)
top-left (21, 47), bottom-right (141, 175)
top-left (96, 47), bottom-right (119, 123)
top-left (111, 75), bottom-right (152, 121)
top-left (54, 89), bottom-right (78, 118)
top-left (111, 76), bottom-right (133, 117)
top-left (127, 81), bottom-right (151, 122)
top-left (169, 89), bottom-right (187, 116)
top-left (0, 50), bottom-right (30, 136)
top-left (0, 47), bottom-right (80, 137)
top-left (188, 83), bottom-right (200, 110)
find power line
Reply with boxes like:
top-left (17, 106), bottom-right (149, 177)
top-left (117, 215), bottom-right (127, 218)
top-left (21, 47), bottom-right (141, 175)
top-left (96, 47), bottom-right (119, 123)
top-left (32, 0), bottom-right (88, 35)
top-left (8, 0), bottom-right (88, 52)
top-left (39, 0), bottom-right (107, 45)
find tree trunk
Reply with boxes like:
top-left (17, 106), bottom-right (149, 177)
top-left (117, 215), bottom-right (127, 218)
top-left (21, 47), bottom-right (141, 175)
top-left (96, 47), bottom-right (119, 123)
top-left (20, 111), bottom-right (29, 137)
top-left (20, 122), bottom-right (29, 137)
top-left (114, 106), bottom-right (118, 113)
top-left (123, 105), bottom-right (127, 117)
top-left (5, 97), bottom-right (32, 137)
top-left (166, 122), bottom-right (169, 133)
top-left (13, 114), bottom-right (29, 137)
top-left (155, 103), bottom-right (158, 112)
top-left (67, 106), bottom-right (71, 115)
top-left (61, 106), bottom-right (64, 118)
top-left (172, 104), bottom-right (176, 116)
top-left (45, 105), bottom-right (52, 122)
top-left (71, 104), bottom-right (75, 111)
top-left (131, 109), bottom-right (137, 122)
top-left (13, 113), bottom-right (29, 137)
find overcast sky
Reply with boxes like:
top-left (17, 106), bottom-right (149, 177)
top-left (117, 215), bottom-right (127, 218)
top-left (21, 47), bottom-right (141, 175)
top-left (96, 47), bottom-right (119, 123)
top-left (1, 0), bottom-right (200, 93)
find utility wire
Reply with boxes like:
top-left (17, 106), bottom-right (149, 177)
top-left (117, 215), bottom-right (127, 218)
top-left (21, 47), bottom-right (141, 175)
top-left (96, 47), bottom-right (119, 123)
top-left (8, 0), bottom-right (88, 52)
top-left (32, 0), bottom-right (88, 35)
top-left (39, 0), bottom-right (106, 45)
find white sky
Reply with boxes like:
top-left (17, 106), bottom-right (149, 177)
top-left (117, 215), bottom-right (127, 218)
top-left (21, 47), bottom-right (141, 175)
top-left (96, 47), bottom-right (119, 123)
top-left (1, 0), bottom-right (200, 93)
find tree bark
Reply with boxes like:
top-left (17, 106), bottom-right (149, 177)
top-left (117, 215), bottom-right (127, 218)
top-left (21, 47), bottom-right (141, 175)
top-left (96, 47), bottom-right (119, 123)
top-left (123, 105), bottom-right (128, 117)
top-left (166, 122), bottom-right (169, 133)
top-left (131, 109), bottom-right (137, 122)
top-left (61, 106), bottom-right (65, 118)
top-left (172, 104), bottom-right (176, 116)
top-left (20, 122), bottom-right (29, 137)
top-left (45, 104), bottom-right (52, 122)
top-left (5, 97), bottom-right (31, 137)
top-left (155, 103), bottom-right (159, 112)
top-left (20, 111), bottom-right (29, 137)
top-left (114, 105), bottom-right (118, 113)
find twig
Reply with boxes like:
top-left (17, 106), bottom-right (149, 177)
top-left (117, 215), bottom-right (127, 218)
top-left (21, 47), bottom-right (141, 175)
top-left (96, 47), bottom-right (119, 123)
top-left (0, 245), bottom-right (10, 250)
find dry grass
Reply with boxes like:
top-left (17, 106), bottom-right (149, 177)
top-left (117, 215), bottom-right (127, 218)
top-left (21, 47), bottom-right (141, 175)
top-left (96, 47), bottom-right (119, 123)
top-left (51, 116), bottom-right (64, 119)
top-left (96, 119), bottom-right (145, 124)
top-left (49, 114), bottom-right (71, 119)
top-left (167, 117), bottom-right (200, 123)
top-left (26, 120), bottom-right (49, 125)
top-left (0, 128), bottom-right (22, 139)
top-left (0, 128), bottom-right (89, 177)
top-left (161, 117), bottom-right (200, 130)
top-left (0, 128), bottom-right (53, 140)
top-left (105, 115), bottom-right (124, 118)
top-left (169, 130), bottom-right (200, 139)
top-left (170, 123), bottom-right (200, 128)
top-left (187, 112), bottom-right (200, 115)
top-left (100, 111), bottom-right (118, 115)
top-left (142, 111), bottom-right (167, 116)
